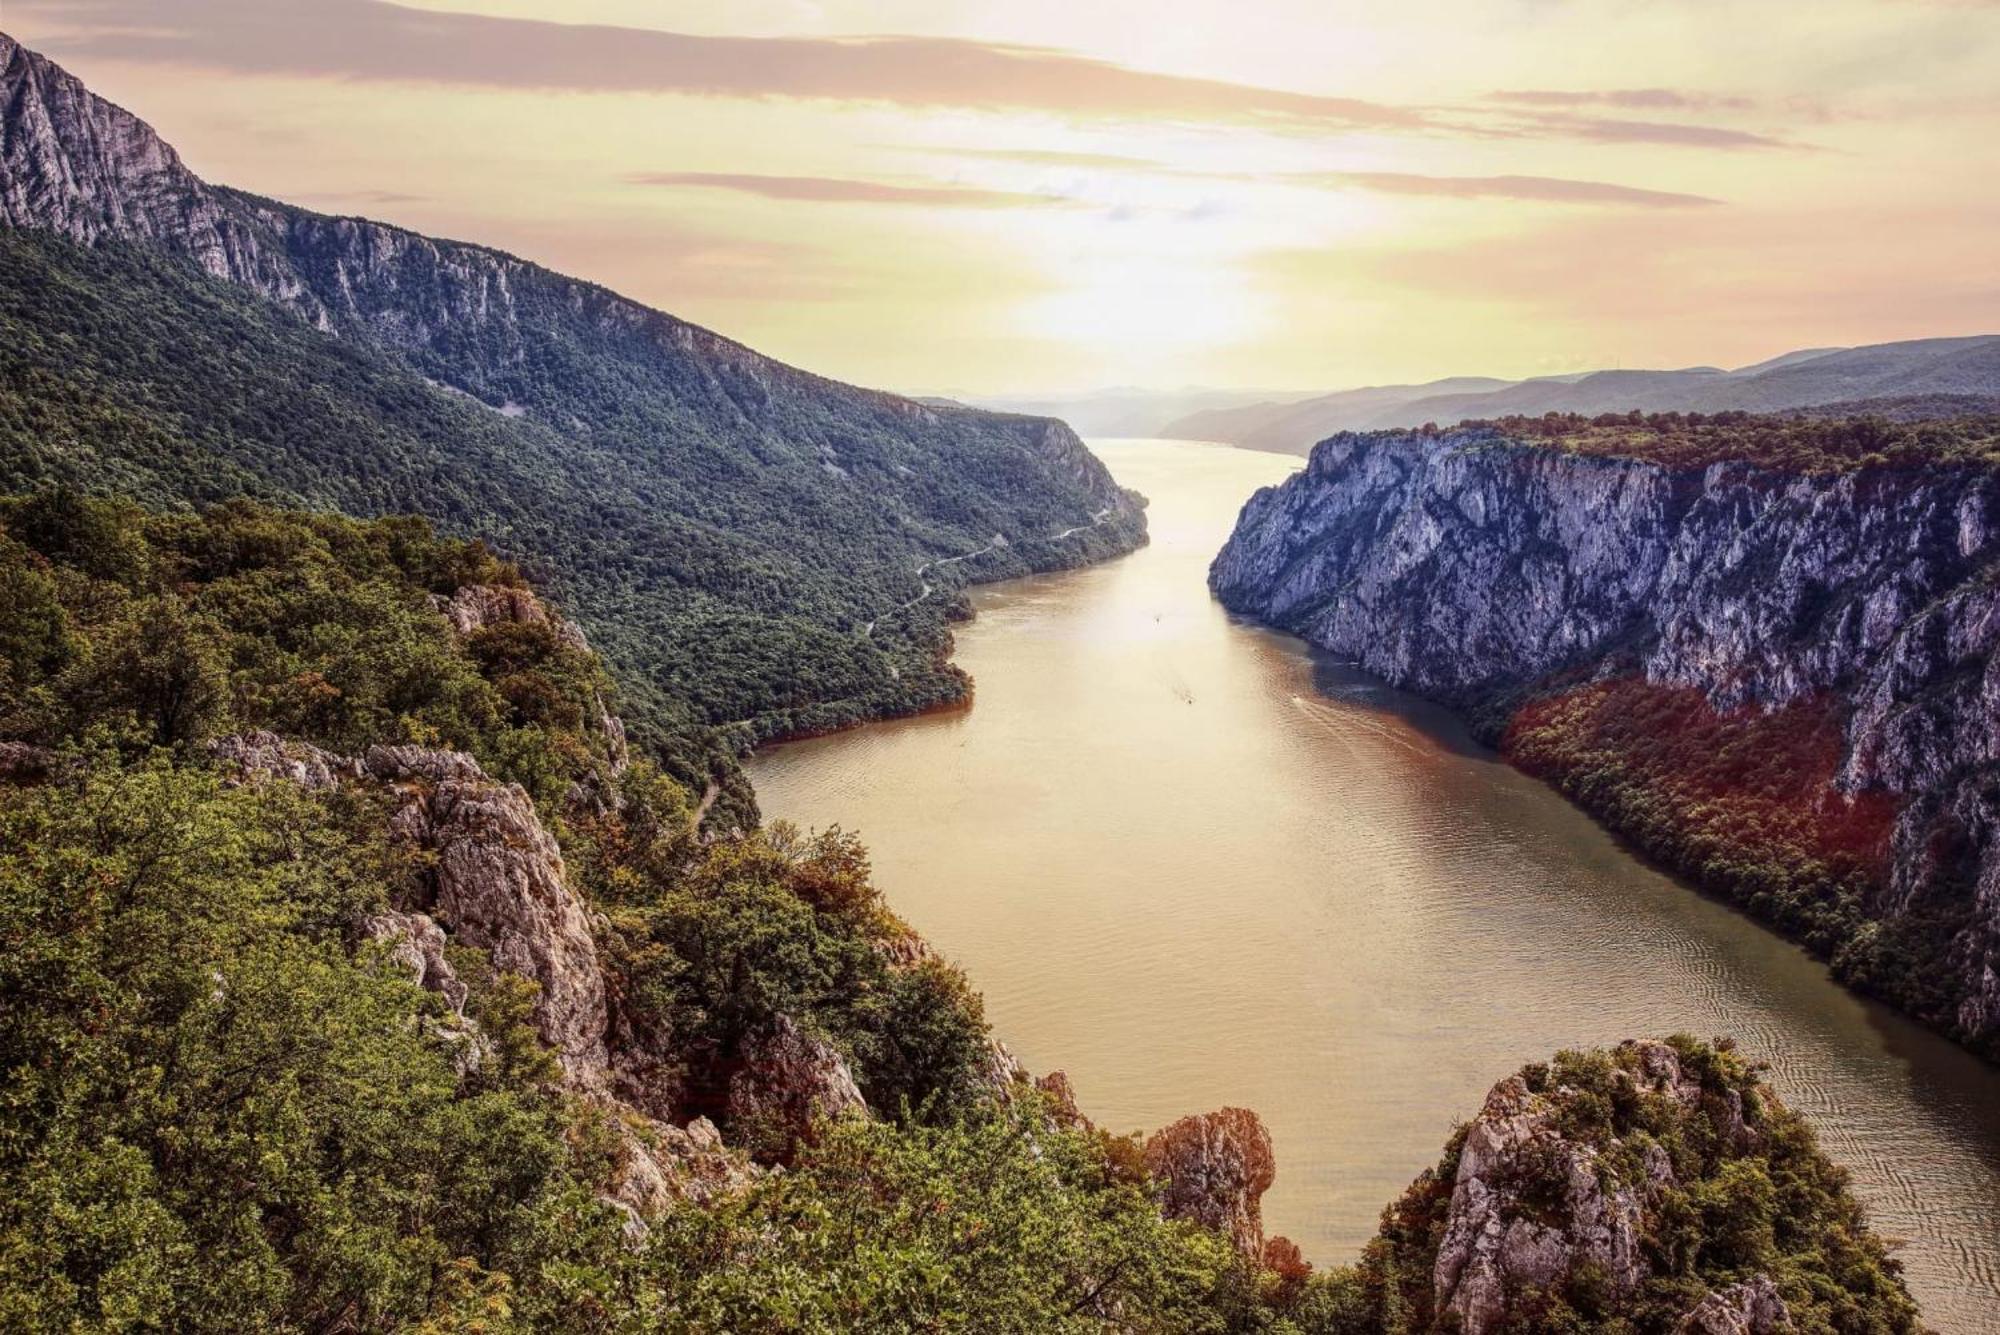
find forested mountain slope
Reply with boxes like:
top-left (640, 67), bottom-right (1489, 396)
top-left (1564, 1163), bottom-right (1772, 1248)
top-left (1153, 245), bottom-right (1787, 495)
top-left (0, 32), bottom-right (1144, 815)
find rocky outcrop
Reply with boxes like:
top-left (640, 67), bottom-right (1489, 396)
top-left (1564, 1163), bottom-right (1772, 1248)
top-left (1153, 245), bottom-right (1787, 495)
top-left (0, 740), bottom-right (57, 784)
top-left (1676, 1276), bottom-right (1793, 1335)
top-left (1430, 1040), bottom-right (1779, 1335)
top-left (599, 1106), bottom-right (753, 1242)
top-left (358, 908), bottom-right (469, 1016)
top-left (1143, 1107), bottom-right (1276, 1258)
top-left (208, 730), bottom-right (358, 791)
top-left (1434, 1076), bottom-right (1650, 1331)
top-left (433, 582), bottom-right (590, 653)
top-left (371, 746), bottom-right (613, 1087)
top-left (1212, 426), bottom-right (2000, 1057)
top-left (723, 1015), bottom-right (867, 1150)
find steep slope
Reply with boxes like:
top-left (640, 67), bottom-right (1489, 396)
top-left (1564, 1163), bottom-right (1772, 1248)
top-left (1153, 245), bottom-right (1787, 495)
top-left (0, 32), bottom-right (1145, 804)
top-left (1179, 336), bottom-right (2000, 454)
top-left (1212, 413), bottom-right (2000, 1060)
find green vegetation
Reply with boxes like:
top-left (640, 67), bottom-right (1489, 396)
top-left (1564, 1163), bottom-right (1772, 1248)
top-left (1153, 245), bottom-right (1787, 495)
top-left (0, 227), bottom-right (1142, 817)
top-left (1463, 410), bottom-right (2000, 473)
top-left (0, 492), bottom-right (1243, 1331)
top-left (0, 489), bottom-right (622, 804)
top-left (0, 494), bottom-right (1919, 1330)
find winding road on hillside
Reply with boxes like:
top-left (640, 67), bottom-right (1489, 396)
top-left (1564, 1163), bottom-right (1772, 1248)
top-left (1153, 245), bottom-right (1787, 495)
top-left (859, 507), bottom-right (1114, 637)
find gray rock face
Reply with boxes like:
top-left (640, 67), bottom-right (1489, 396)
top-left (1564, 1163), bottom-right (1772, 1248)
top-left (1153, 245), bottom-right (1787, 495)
top-left (598, 1105), bottom-right (753, 1242)
top-left (1142, 1107), bottom-right (1277, 1257)
top-left (1433, 1076), bottom-right (1649, 1333)
top-left (358, 909), bottom-right (469, 1016)
top-left (724, 1014), bottom-right (867, 1149)
top-left (1212, 428), bottom-right (2000, 1054)
top-left (1676, 1275), bottom-right (1794, 1334)
top-left (208, 730), bottom-right (359, 791)
top-left (377, 749), bottom-right (613, 1087)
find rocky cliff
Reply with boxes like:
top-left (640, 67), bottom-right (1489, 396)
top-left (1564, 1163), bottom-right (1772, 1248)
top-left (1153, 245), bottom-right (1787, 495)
top-left (1212, 421), bottom-right (2000, 1059)
top-left (1382, 1038), bottom-right (1919, 1334)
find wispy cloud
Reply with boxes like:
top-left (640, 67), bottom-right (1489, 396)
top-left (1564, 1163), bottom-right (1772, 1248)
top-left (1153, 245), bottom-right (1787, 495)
top-left (1486, 88), bottom-right (1756, 113)
top-left (1304, 170), bottom-right (1723, 208)
top-left (928, 148), bottom-right (1164, 169)
top-left (1490, 112), bottom-right (1799, 150)
top-left (21, 0), bottom-right (1424, 130)
top-left (628, 171), bottom-right (1065, 208)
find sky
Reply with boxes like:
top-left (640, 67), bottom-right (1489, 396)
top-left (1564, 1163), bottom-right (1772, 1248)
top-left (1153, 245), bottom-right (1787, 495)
top-left (6, 0), bottom-right (1999, 396)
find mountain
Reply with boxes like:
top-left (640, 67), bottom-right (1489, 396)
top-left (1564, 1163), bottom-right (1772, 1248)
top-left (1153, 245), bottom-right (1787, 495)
top-left (1172, 336), bottom-right (2000, 454)
top-left (0, 31), bottom-right (1145, 813)
top-left (1212, 412), bottom-right (2000, 1063)
top-left (1163, 375), bottom-right (1516, 452)
top-left (965, 386), bottom-right (1323, 438)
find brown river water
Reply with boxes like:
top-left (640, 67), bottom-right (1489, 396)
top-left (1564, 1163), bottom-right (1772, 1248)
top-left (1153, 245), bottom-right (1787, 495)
top-left (748, 439), bottom-right (2000, 1332)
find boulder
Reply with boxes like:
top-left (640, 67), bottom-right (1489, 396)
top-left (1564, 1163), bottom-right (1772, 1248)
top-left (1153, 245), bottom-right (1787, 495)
top-left (208, 730), bottom-right (357, 790)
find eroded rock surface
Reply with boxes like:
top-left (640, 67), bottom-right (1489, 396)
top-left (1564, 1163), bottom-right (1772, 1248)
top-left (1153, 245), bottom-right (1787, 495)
top-left (376, 748), bottom-right (613, 1087)
top-left (1432, 1040), bottom-right (1770, 1335)
top-left (723, 1014), bottom-right (867, 1149)
top-left (1676, 1275), bottom-right (1794, 1335)
top-left (1143, 1107), bottom-right (1276, 1257)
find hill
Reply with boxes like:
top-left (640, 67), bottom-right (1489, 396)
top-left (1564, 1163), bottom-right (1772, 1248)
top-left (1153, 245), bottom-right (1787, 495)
top-left (1167, 336), bottom-right (2000, 454)
top-left (0, 32), bottom-right (1145, 815)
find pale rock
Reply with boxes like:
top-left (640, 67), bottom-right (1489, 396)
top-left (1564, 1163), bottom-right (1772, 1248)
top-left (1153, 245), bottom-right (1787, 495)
top-left (1211, 427), bottom-right (2000, 1055)
top-left (724, 1014), bottom-right (867, 1148)
top-left (1676, 1275), bottom-right (1794, 1334)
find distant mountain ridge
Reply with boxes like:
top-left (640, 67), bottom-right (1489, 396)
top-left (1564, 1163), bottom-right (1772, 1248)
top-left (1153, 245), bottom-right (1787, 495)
top-left (964, 387), bottom-right (1324, 438)
top-left (1161, 336), bottom-right (2000, 454)
top-left (0, 32), bottom-right (1145, 811)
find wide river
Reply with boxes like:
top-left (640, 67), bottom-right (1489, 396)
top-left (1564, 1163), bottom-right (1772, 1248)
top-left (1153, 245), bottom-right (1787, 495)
top-left (750, 438), bottom-right (2000, 1332)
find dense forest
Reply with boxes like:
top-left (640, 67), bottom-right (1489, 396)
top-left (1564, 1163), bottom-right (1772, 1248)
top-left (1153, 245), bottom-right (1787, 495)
top-left (1456, 409), bottom-right (2000, 477)
top-left (0, 492), bottom-right (1919, 1331)
top-left (1461, 409), bottom-right (2000, 473)
top-left (0, 227), bottom-right (1144, 822)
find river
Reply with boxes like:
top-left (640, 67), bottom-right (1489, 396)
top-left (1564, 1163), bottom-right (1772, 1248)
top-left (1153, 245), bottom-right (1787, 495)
top-left (748, 438), bottom-right (2000, 1332)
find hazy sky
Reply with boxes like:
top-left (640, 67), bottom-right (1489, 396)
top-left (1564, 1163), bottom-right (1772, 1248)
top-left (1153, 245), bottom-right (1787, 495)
top-left (9, 0), bottom-right (1999, 395)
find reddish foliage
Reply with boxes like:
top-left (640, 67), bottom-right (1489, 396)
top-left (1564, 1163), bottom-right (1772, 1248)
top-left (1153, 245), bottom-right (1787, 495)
top-left (1502, 678), bottom-right (1895, 936)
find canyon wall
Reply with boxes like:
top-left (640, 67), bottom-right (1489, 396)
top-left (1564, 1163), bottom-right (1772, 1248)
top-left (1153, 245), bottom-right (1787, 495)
top-left (1212, 427), bottom-right (2000, 1057)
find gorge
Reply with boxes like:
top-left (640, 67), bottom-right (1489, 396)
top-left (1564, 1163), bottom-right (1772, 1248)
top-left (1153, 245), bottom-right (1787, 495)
top-left (753, 438), bottom-right (2000, 1333)
top-left (0, 26), bottom-right (1983, 1334)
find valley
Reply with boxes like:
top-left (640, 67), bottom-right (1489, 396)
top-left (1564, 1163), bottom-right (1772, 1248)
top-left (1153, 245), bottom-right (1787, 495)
top-left (751, 438), bottom-right (2000, 1333)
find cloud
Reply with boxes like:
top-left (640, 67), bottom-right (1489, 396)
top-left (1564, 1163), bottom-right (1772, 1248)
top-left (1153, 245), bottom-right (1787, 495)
top-left (20, 0), bottom-right (1424, 130)
top-left (627, 171), bottom-right (1065, 208)
top-left (1304, 170), bottom-right (1722, 208)
top-left (1486, 88), bottom-right (1756, 112)
top-left (928, 148), bottom-right (1164, 169)
top-left (1492, 112), bottom-right (1798, 150)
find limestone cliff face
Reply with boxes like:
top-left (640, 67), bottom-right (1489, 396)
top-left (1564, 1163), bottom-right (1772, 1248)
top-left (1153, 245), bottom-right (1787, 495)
top-left (1212, 427), bottom-right (2000, 1056)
